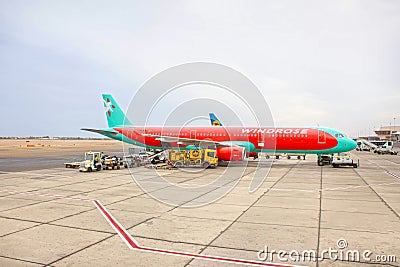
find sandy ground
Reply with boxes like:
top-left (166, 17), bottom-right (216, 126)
top-left (0, 139), bottom-right (124, 158)
top-left (0, 139), bottom-right (125, 171)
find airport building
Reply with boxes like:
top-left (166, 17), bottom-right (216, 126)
top-left (374, 125), bottom-right (400, 141)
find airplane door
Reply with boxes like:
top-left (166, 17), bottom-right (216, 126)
top-left (318, 129), bottom-right (326, 144)
top-left (258, 131), bottom-right (264, 147)
top-left (190, 130), bottom-right (196, 139)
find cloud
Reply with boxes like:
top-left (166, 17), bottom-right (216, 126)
top-left (0, 0), bottom-right (399, 137)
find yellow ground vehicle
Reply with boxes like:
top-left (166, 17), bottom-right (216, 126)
top-left (167, 149), bottom-right (218, 168)
top-left (79, 152), bottom-right (102, 172)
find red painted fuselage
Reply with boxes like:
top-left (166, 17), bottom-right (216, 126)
top-left (115, 126), bottom-right (340, 154)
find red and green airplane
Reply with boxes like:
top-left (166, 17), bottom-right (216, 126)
top-left (82, 94), bottom-right (357, 162)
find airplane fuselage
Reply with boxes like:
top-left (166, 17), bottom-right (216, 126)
top-left (113, 126), bottom-right (356, 154)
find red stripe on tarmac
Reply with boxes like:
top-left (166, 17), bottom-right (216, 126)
top-left (93, 200), bottom-right (140, 249)
top-left (93, 200), bottom-right (302, 267)
top-left (140, 246), bottom-right (294, 267)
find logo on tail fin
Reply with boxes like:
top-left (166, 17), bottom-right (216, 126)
top-left (209, 113), bottom-right (223, 126)
top-left (104, 98), bottom-right (116, 117)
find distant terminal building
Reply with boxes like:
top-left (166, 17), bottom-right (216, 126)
top-left (358, 136), bottom-right (380, 141)
top-left (374, 126), bottom-right (400, 141)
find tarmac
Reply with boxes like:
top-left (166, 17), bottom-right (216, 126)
top-left (0, 151), bottom-right (399, 267)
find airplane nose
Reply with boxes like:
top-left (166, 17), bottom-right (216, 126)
top-left (347, 138), bottom-right (357, 151)
top-left (341, 138), bottom-right (357, 151)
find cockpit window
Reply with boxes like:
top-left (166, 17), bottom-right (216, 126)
top-left (339, 134), bottom-right (344, 138)
top-left (335, 134), bottom-right (339, 137)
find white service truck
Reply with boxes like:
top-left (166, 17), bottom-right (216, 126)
top-left (375, 141), bottom-right (397, 155)
top-left (332, 154), bottom-right (359, 168)
top-left (79, 152), bottom-right (103, 172)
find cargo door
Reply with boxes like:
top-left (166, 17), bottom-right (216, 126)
top-left (258, 130), bottom-right (264, 147)
top-left (318, 129), bottom-right (326, 144)
top-left (190, 130), bottom-right (196, 139)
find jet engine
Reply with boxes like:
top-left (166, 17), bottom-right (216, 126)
top-left (216, 147), bottom-right (245, 161)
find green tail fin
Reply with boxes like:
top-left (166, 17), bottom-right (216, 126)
top-left (102, 94), bottom-right (133, 127)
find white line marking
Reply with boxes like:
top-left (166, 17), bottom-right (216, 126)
top-left (386, 171), bottom-right (400, 181)
top-left (0, 189), bottom-right (91, 201)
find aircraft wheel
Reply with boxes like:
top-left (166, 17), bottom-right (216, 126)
top-left (174, 161), bottom-right (183, 168)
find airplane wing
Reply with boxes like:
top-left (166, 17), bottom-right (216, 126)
top-left (141, 133), bottom-right (235, 148)
top-left (81, 128), bottom-right (119, 136)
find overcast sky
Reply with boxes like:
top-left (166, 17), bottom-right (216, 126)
top-left (1, 0), bottom-right (399, 137)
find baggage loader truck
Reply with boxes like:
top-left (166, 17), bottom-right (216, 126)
top-left (167, 148), bottom-right (218, 168)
